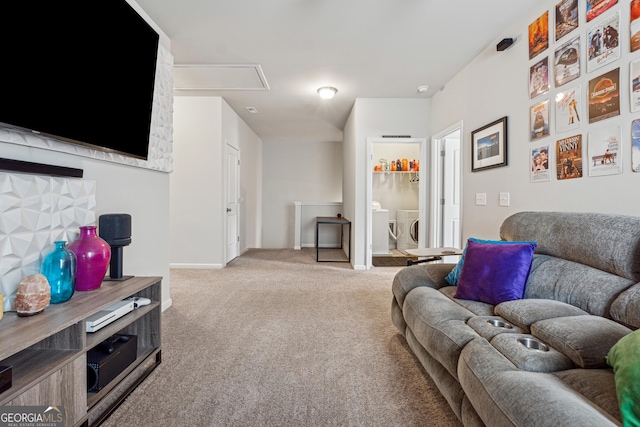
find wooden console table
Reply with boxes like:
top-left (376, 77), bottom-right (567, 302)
top-left (316, 216), bottom-right (351, 263)
top-left (0, 276), bottom-right (162, 426)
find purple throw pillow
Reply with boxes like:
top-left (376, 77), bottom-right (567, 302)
top-left (454, 240), bottom-right (537, 305)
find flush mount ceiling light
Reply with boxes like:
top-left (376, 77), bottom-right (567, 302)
top-left (417, 85), bottom-right (429, 93)
top-left (317, 86), bottom-right (337, 99)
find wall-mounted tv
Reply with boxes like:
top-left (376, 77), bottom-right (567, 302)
top-left (0, 1), bottom-right (159, 160)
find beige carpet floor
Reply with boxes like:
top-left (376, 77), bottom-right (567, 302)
top-left (102, 248), bottom-right (461, 427)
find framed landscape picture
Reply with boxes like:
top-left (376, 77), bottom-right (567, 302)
top-left (471, 117), bottom-right (508, 172)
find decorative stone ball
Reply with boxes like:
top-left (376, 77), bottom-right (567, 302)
top-left (15, 274), bottom-right (51, 317)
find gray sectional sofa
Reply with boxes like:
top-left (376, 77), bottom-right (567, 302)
top-left (391, 211), bottom-right (640, 427)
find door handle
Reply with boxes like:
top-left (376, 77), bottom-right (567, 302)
top-left (226, 208), bottom-right (232, 212)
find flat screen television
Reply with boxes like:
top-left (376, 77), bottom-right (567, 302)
top-left (0, 1), bottom-right (159, 160)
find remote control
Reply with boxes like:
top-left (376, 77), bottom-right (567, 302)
top-left (125, 297), bottom-right (151, 309)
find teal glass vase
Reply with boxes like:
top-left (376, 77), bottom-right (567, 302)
top-left (41, 241), bottom-right (77, 304)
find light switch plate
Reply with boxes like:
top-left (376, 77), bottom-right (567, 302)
top-left (475, 193), bottom-right (487, 206)
top-left (499, 192), bottom-right (510, 207)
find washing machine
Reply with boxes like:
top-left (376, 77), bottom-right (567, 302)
top-left (396, 209), bottom-right (419, 250)
top-left (372, 202), bottom-right (390, 255)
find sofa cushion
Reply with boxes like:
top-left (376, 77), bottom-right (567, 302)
top-left (444, 237), bottom-right (536, 286)
top-left (458, 338), bottom-right (621, 427)
top-left (524, 254), bottom-right (637, 318)
top-left (607, 329), bottom-right (640, 427)
top-left (532, 316), bottom-right (632, 368)
top-left (553, 369), bottom-right (621, 423)
top-left (454, 240), bottom-right (536, 305)
top-left (439, 286), bottom-right (495, 316)
top-left (500, 211), bottom-right (640, 282)
top-left (403, 286), bottom-right (480, 380)
top-left (495, 299), bottom-right (588, 332)
top-left (610, 282), bottom-right (640, 329)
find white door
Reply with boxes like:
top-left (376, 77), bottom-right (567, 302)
top-left (442, 132), bottom-right (461, 248)
top-left (430, 124), bottom-right (462, 251)
top-left (226, 144), bottom-right (240, 263)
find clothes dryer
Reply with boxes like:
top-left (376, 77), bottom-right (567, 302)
top-left (396, 209), bottom-right (419, 250)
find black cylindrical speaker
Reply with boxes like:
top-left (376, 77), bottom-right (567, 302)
top-left (99, 214), bottom-right (132, 247)
top-left (99, 214), bottom-right (132, 280)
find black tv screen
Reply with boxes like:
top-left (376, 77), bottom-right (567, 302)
top-left (0, 1), bottom-right (159, 160)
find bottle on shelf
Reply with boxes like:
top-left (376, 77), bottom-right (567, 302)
top-left (402, 158), bottom-right (409, 171)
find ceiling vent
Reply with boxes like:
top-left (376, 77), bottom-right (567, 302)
top-left (173, 64), bottom-right (270, 91)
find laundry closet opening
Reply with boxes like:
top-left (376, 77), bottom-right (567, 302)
top-left (366, 137), bottom-right (427, 269)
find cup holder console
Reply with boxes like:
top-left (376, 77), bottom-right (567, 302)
top-left (486, 319), bottom-right (513, 329)
top-left (517, 337), bottom-right (549, 352)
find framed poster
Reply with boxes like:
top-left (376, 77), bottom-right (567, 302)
top-left (633, 119), bottom-right (640, 172)
top-left (588, 68), bottom-right (620, 123)
top-left (587, 0), bottom-right (618, 22)
top-left (556, 86), bottom-right (582, 133)
top-left (588, 125), bottom-right (622, 176)
top-left (531, 145), bottom-right (551, 182)
top-left (531, 100), bottom-right (551, 141)
top-left (471, 117), bottom-right (508, 172)
top-left (530, 57), bottom-right (550, 98)
top-left (556, 135), bottom-right (583, 179)
top-left (529, 11), bottom-right (550, 59)
top-left (632, 0), bottom-right (640, 52)
top-left (554, 36), bottom-right (580, 87)
top-left (587, 11), bottom-right (620, 72)
top-left (556, 0), bottom-right (579, 41)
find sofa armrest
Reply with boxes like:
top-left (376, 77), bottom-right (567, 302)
top-left (392, 263), bottom-right (456, 308)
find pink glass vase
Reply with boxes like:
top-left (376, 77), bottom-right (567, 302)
top-left (68, 226), bottom-right (111, 291)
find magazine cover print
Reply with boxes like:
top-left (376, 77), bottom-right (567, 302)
top-left (633, 119), bottom-right (640, 171)
top-left (531, 145), bottom-right (551, 182)
top-left (588, 125), bottom-right (622, 176)
top-left (556, 86), bottom-right (582, 133)
top-left (531, 100), bottom-right (551, 141)
top-left (588, 68), bottom-right (620, 123)
top-left (556, 135), bottom-right (583, 179)
top-left (587, 11), bottom-right (620, 73)
top-left (587, 0), bottom-right (618, 22)
top-left (530, 57), bottom-right (550, 99)
top-left (556, 0), bottom-right (579, 41)
top-left (632, 0), bottom-right (640, 52)
top-left (554, 36), bottom-right (580, 87)
top-left (530, 11), bottom-right (550, 59)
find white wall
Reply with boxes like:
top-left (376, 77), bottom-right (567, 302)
top-left (261, 141), bottom-right (343, 248)
top-left (430, 1), bottom-right (640, 242)
top-left (170, 97), bottom-right (223, 268)
top-left (343, 99), bottom-right (430, 269)
top-left (170, 96), bottom-right (262, 267)
top-left (0, 142), bottom-right (172, 310)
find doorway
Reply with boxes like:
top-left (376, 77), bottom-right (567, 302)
top-left (365, 137), bottom-right (427, 269)
top-left (430, 122), bottom-right (462, 250)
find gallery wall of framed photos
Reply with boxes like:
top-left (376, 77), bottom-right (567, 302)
top-left (528, 0), bottom-right (640, 183)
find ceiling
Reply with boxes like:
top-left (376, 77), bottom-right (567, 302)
top-left (135, 0), bottom-right (537, 143)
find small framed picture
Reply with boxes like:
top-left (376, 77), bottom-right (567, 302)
top-left (471, 117), bottom-right (508, 172)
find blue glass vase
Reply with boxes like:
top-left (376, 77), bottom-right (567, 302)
top-left (41, 241), bottom-right (77, 304)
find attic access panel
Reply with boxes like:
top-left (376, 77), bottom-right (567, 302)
top-left (174, 64), bottom-right (270, 91)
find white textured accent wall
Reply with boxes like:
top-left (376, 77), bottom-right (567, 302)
top-left (0, 45), bottom-right (174, 173)
top-left (0, 172), bottom-right (96, 311)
